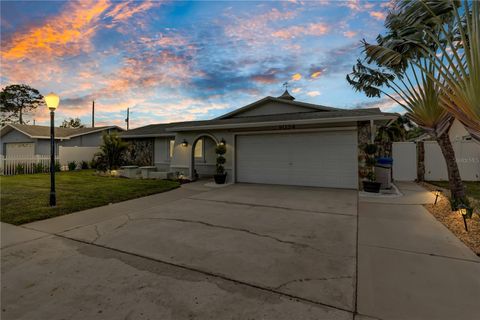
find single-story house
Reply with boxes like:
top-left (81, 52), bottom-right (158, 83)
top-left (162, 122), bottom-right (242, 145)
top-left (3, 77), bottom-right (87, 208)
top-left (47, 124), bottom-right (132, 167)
top-left (121, 90), bottom-right (397, 189)
top-left (0, 124), bottom-right (122, 157)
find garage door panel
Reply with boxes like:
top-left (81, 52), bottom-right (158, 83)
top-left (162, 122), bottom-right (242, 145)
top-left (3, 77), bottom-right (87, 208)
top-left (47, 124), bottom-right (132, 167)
top-left (5, 143), bottom-right (35, 157)
top-left (236, 131), bottom-right (357, 189)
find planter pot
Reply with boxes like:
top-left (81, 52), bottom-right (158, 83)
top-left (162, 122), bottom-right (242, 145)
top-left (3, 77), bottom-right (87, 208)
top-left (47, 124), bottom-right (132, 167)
top-left (214, 173), bottom-right (227, 184)
top-left (363, 181), bottom-right (381, 193)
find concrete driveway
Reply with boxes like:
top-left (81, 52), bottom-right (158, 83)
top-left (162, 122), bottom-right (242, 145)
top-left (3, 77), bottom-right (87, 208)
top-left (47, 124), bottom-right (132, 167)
top-left (3, 182), bottom-right (479, 319)
top-left (2, 183), bottom-right (358, 320)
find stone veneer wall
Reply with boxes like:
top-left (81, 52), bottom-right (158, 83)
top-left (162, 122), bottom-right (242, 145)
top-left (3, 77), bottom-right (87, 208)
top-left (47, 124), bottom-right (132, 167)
top-left (124, 138), bottom-right (154, 166)
top-left (357, 121), bottom-right (372, 190)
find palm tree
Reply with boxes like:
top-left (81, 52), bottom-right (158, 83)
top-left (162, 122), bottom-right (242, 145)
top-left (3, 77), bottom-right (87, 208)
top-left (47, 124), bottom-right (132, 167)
top-left (389, 0), bottom-right (480, 141)
top-left (346, 3), bottom-right (468, 205)
top-left (375, 115), bottom-right (412, 156)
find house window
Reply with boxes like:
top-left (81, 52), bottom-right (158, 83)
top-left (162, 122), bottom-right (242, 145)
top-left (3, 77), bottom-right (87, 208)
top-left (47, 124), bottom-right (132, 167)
top-left (194, 138), bottom-right (203, 158)
top-left (169, 139), bottom-right (175, 158)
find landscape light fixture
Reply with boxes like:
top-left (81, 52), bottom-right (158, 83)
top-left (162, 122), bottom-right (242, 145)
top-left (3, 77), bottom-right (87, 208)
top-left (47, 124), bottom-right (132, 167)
top-left (456, 203), bottom-right (469, 232)
top-left (219, 138), bottom-right (226, 146)
top-left (182, 139), bottom-right (188, 147)
top-left (434, 189), bottom-right (442, 205)
top-left (44, 92), bottom-right (60, 207)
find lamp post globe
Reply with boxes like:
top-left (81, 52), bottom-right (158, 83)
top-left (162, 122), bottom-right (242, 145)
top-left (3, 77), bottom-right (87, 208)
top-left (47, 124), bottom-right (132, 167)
top-left (45, 92), bottom-right (60, 110)
top-left (44, 92), bottom-right (60, 207)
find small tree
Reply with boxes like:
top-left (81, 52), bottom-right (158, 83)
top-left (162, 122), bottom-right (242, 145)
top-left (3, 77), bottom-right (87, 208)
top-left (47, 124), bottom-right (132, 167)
top-left (215, 144), bottom-right (226, 175)
top-left (94, 133), bottom-right (129, 171)
top-left (0, 84), bottom-right (44, 125)
top-left (60, 117), bottom-right (85, 128)
top-left (363, 143), bottom-right (378, 182)
top-left (213, 143), bottom-right (227, 184)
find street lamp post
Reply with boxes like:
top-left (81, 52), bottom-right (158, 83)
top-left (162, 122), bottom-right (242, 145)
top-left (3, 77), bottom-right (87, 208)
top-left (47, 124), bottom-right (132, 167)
top-left (44, 92), bottom-right (60, 207)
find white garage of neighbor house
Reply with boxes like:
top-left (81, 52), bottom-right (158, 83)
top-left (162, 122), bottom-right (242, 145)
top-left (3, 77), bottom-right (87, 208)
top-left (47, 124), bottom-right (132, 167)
top-left (0, 124), bottom-right (122, 164)
top-left (121, 90), bottom-right (397, 189)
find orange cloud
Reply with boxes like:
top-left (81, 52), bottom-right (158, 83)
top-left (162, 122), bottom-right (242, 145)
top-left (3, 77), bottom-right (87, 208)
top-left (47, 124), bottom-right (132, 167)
top-left (106, 1), bottom-right (158, 24)
top-left (271, 22), bottom-right (329, 39)
top-left (307, 90), bottom-right (321, 97)
top-left (311, 71), bottom-right (323, 78)
top-left (2, 0), bottom-right (110, 61)
top-left (343, 31), bottom-right (357, 38)
top-left (291, 73), bottom-right (302, 81)
top-left (224, 8), bottom-right (297, 44)
top-left (292, 88), bottom-right (302, 93)
top-left (370, 11), bottom-right (386, 21)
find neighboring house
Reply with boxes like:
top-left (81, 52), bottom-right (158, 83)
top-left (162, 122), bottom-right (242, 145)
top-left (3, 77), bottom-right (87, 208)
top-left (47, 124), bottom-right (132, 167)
top-left (121, 90), bottom-right (397, 189)
top-left (393, 119), bottom-right (480, 181)
top-left (411, 118), bottom-right (473, 142)
top-left (0, 124), bottom-right (122, 157)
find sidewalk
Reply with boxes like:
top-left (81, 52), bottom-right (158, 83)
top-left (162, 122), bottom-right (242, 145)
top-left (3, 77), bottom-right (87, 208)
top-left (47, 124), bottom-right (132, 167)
top-left (357, 182), bottom-right (480, 320)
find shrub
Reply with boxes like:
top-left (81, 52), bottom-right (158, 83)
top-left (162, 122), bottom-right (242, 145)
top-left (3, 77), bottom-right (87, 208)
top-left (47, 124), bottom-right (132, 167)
top-left (363, 143), bottom-right (378, 182)
top-left (54, 161), bottom-right (61, 172)
top-left (97, 133), bottom-right (129, 170)
top-left (68, 161), bottom-right (77, 171)
top-left (33, 163), bottom-right (45, 173)
top-left (215, 144), bottom-right (227, 175)
top-left (15, 163), bottom-right (25, 174)
top-left (364, 143), bottom-right (378, 155)
top-left (216, 155), bottom-right (226, 165)
top-left (80, 160), bottom-right (89, 169)
top-left (91, 153), bottom-right (108, 172)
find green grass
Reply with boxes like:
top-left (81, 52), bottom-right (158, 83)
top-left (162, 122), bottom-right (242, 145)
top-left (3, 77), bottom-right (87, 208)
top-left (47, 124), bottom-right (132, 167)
top-left (428, 181), bottom-right (480, 202)
top-left (1, 170), bottom-right (179, 225)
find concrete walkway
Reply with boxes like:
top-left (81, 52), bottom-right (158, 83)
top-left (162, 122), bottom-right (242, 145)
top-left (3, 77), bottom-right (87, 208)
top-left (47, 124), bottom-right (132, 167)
top-left (357, 181), bottom-right (480, 320)
top-left (1, 181), bottom-right (479, 319)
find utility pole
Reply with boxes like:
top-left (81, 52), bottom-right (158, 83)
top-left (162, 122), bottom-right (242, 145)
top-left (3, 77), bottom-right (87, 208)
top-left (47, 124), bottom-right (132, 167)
top-left (92, 100), bottom-right (95, 128)
top-left (125, 108), bottom-right (130, 130)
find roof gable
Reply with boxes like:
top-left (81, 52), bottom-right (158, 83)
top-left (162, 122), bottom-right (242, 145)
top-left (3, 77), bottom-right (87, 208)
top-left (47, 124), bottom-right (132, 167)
top-left (0, 124), bottom-right (122, 139)
top-left (216, 96), bottom-right (339, 119)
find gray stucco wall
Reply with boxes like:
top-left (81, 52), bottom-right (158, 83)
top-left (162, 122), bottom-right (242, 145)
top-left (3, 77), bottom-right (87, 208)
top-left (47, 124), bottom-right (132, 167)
top-left (235, 102), bottom-right (314, 117)
top-left (170, 131), bottom-right (234, 182)
top-left (0, 130), bottom-right (34, 155)
top-left (2, 128), bottom-right (118, 156)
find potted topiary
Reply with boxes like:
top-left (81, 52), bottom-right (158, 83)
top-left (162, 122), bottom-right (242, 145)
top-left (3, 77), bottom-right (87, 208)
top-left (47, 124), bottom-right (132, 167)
top-left (214, 143), bottom-right (227, 184)
top-left (362, 143), bottom-right (381, 193)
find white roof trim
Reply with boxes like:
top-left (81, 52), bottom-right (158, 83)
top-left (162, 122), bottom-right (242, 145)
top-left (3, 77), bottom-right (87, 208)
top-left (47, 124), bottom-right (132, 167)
top-left (67, 126), bottom-right (121, 138)
top-left (215, 96), bottom-right (337, 120)
top-left (167, 114), bottom-right (397, 132)
top-left (1, 124), bottom-right (121, 140)
top-left (121, 133), bottom-right (176, 138)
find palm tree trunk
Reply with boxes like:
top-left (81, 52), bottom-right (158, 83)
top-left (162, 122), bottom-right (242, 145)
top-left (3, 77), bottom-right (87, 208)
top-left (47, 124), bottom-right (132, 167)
top-left (436, 133), bottom-right (467, 206)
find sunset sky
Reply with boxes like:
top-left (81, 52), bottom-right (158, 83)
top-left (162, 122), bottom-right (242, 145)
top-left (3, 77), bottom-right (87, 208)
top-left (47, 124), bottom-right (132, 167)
top-left (1, 0), bottom-right (400, 129)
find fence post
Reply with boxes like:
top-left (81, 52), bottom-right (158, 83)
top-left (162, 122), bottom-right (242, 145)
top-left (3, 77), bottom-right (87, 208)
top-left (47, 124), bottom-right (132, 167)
top-left (417, 141), bottom-right (425, 181)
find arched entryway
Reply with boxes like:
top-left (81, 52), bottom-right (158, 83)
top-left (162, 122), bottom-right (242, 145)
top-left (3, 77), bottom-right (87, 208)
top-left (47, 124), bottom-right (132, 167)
top-left (190, 134), bottom-right (218, 181)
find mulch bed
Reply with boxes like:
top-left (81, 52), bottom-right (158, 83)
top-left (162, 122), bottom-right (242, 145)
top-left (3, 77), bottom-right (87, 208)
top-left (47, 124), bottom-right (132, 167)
top-left (421, 182), bottom-right (480, 256)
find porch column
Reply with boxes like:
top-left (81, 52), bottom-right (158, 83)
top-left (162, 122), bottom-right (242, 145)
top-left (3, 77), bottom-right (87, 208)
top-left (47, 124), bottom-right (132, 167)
top-left (357, 121), bottom-right (372, 190)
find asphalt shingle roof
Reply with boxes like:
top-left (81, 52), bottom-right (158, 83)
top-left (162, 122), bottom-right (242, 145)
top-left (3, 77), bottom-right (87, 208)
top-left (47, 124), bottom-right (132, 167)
top-left (3, 124), bottom-right (119, 139)
top-left (121, 108), bottom-right (396, 137)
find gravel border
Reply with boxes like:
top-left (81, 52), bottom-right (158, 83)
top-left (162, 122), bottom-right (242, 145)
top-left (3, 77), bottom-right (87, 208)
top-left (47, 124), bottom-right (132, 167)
top-left (420, 182), bottom-right (480, 255)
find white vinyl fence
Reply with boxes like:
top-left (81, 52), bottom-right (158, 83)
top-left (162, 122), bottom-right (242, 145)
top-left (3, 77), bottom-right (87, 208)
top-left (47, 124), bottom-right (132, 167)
top-left (392, 142), bottom-right (417, 181)
top-left (58, 146), bottom-right (100, 166)
top-left (0, 155), bottom-right (59, 175)
top-left (393, 140), bottom-right (480, 181)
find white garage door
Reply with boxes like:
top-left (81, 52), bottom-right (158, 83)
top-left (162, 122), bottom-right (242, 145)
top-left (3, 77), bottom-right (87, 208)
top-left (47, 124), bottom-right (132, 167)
top-left (5, 143), bottom-right (35, 157)
top-left (236, 130), bottom-right (358, 189)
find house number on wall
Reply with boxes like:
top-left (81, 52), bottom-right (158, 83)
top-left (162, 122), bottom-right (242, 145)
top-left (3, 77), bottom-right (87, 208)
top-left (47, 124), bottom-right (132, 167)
top-left (278, 124), bottom-right (296, 130)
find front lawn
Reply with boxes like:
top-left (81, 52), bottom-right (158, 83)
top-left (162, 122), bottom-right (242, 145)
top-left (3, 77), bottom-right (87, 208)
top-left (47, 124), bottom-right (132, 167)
top-left (428, 181), bottom-right (480, 202)
top-left (1, 170), bottom-right (179, 225)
